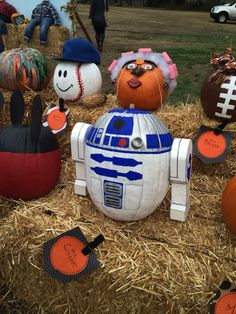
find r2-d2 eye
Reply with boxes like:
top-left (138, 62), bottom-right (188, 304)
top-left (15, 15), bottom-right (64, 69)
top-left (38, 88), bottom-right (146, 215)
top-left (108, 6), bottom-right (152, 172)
top-left (131, 137), bottom-right (143, 149)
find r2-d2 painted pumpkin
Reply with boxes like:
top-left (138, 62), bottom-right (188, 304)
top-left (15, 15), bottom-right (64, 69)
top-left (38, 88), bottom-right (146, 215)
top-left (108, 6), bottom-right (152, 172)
top-left (71, 109), bottom-right (192, 222)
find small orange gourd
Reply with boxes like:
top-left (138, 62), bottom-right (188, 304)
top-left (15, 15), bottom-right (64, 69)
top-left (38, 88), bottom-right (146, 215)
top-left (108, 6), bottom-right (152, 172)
top-left (221, 176), bottom-right (236, 235)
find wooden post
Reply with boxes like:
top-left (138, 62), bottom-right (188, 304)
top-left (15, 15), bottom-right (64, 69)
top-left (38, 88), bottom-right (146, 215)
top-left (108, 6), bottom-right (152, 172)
top-left (74, 12), bottom-right (93, 44)
top-left (61, 0), bottom-right (93, 44)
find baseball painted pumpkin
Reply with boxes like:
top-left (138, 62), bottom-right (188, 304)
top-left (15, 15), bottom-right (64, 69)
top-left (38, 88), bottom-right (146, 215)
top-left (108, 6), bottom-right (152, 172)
top-left (0, 48), bottom-right (51, 92)
top-left (0, 91), bottom-right (61, 200)
top-left (201, 48), bottom-right (236, 123)
top-left (53, 62), bottom-right (102, 103)
top-left (221, 176), bottom-right (236, 235)
top-left (108, 48), bottom-right (178, 111)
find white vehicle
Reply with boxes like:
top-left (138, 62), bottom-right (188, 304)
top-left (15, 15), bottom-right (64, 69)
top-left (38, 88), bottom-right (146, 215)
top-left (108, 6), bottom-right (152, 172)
top-left (210, 1), bottom-right (236, 23)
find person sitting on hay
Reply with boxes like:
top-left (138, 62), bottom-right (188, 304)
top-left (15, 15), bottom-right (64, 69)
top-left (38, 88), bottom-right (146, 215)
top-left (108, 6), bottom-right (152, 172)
top-left (0, 0), bottom-right (17, 23)
top-left (24, 0), bottom-right (61, 45)
top-left (0, 0), bottom-right (17, 52)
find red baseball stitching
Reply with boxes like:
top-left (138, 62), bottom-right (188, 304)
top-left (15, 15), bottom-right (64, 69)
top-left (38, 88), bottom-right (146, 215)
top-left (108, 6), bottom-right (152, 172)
top-left (72, 64), bottom-right (84, 102)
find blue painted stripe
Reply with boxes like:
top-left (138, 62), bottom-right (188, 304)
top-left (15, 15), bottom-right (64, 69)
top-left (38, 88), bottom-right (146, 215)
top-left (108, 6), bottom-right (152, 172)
top-left (109, 108), bottom-right (150, 114)
top-left (111, 137), bottom-right (129, 148)
top-left (187, 154), bottom-right (192, 181)
top-left (103, 135), bottom-right (110, 145)
top-left (91, 167), bottom-right (143, 181)
top-left (91, 154), bottom-right (142, 167)
top-left (86, 142), bottom-right (171, 154)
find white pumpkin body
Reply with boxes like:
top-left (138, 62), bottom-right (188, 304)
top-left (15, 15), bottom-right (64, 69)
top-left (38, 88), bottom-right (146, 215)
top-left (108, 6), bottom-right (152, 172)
top-left (84, 109), bottom-right (172, 221)
top-left (53, 62), bottom-right (102, 103)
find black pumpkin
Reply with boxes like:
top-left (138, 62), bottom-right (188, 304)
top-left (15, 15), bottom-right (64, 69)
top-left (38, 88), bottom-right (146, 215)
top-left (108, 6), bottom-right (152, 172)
top-left (0, 91), bottom-right (61, 200)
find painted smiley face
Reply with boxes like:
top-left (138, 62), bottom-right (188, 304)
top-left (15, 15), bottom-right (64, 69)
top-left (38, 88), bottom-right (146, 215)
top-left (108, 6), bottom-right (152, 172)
top-left (53, 62), bottom-right (102, 103)
top-left (53, 62), bottom-right (82, 102)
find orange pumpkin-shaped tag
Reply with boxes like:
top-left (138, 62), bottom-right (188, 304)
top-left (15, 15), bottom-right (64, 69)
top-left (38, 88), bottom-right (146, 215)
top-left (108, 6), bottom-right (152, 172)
top-left (222, 176), bottom-right (236, 235)
top-left (116, 59), bottom-right (168, 111)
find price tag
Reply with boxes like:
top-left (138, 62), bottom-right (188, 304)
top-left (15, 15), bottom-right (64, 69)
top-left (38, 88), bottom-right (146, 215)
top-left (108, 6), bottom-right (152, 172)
top-left (210, 281), bottom-right (236, 314)
top-left (193, 125), bottom-right (232, 164)
top-left (43, 105), bottom-right (69, 135)
top-left (43, 227), bottom-right (104, 283)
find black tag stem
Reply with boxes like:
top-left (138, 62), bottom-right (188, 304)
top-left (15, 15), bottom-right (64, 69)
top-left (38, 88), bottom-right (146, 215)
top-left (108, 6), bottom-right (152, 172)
top-left (59, 98), bottom-right (66, 112)
top-left (214, 120), bottom-right (229, 135)
top-left (82, 234), bottom-right (105, 256)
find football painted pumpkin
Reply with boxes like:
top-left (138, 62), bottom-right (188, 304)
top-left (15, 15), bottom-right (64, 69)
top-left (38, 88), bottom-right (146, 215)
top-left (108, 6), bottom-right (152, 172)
top-left (108, 48), bottom-right (178, 111)
top-left (0, 91), bottom-right (61, 200)
top-left (201, 48), bottom-right (236, 123)
top-left (0, 48), bottom-right (51, 92)
top-left (221, 176), bottom-right (236, 235)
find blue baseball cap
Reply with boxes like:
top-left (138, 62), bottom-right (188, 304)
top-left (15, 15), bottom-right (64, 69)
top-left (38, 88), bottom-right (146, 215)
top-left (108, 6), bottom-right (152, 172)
top-left (55, 38), bottom-right (101, 65)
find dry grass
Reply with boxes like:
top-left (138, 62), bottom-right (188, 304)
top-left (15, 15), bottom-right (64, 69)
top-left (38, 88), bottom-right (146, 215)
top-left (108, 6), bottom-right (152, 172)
top-left (0, 88), bottom-right (236, 313)
top-left (7, 24), bottom-right (70, 56)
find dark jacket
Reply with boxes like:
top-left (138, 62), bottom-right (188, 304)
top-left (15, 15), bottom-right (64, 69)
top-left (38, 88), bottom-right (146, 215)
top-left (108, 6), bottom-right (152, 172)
top-left (89, 0), bottom-right (108, 27)
top-left (31, 0), bottom-right (61, 26)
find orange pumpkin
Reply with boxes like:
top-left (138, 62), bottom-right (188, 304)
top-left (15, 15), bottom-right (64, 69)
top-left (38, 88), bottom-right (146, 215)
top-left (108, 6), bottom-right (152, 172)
top-left (221, 176), bottom-right (236, 235)
top-left (115, 59), bottom-right (168, 111)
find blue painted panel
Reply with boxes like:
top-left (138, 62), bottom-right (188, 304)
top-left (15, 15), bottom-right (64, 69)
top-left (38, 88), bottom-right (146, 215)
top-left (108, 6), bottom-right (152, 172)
top-left (146, 134), bottom-right (160, 149)
top-left (159, 133), bottom-right (173, 148)
top-left (87, 127), bottom-right (96, 142)
top-left (8, 0), bottom-right (72, 30)
top-left (94, 128), bottom-right (103, 144)
top-left (111, 137), bottom-right (129, 148)
top-left (94, 137), bottom-right (101, 144)
top-left (106, 116), bottom-right (134, 135)
top-left (103, 135), bottom-right (110, 145)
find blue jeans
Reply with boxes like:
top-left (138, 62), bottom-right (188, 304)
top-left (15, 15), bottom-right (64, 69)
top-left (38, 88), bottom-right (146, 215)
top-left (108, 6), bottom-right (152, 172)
top-left (24, 17), bottom-right (54, 43)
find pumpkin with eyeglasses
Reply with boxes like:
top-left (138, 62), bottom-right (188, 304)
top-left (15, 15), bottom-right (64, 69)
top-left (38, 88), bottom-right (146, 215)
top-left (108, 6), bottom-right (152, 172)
top-left (108, 49), bottom-right (178, 111)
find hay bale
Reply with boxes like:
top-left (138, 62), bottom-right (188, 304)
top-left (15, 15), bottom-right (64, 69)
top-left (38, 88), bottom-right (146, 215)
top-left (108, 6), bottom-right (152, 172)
top-left (0, 94), bottom-right (236, 313)
top-left (6, 24), bottom-right (70, 56)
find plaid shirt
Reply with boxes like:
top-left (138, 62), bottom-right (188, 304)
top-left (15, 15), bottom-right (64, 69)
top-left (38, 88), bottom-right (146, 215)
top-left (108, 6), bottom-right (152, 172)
top-left (31, 0), bottom-right (61, 26)
top-left (0, 2), bottom-right (17, 18)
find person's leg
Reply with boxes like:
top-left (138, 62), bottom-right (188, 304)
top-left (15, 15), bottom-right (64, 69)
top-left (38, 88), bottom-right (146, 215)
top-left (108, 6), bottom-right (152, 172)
top-left (93, 25), bottom-right (105, 52)
top-left (97, 27), bottom-right (105, 53)
top-left (24, 18), bottom-right (41, 42)
top-left (39, 17), bottom-right (53, 44)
